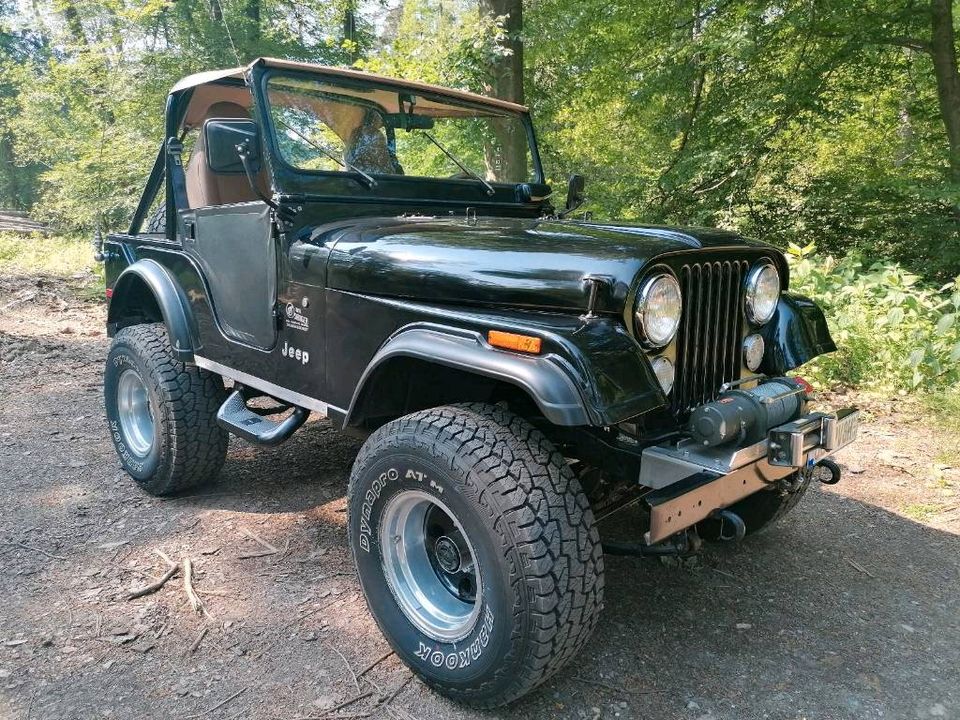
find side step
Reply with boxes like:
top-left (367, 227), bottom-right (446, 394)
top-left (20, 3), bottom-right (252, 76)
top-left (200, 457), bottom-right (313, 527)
top-left (216, 390), bottom-right (308, 446)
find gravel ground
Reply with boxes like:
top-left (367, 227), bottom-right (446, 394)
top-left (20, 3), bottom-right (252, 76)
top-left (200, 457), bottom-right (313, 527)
top-left (0, 271), bottom-right (958, 720)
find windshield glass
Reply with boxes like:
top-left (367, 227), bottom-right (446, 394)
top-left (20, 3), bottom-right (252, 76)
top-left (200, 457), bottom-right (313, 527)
top-left (265, 74), bottom-right (535, 184)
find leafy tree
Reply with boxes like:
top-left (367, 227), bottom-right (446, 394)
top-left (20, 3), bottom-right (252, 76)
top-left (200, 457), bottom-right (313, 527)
top-left (525, 0), bottom-right (960, 277)
top-left (0, 0), bottom-right (958, 281)
top-left (0, 0), bottom-right (45, 209)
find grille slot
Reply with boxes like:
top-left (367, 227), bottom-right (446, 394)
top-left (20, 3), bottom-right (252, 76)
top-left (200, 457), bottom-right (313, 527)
top-left (673, 260), bottom-right (749, 416)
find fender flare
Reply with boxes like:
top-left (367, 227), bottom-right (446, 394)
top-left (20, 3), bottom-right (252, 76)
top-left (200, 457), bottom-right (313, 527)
top-left (107, 259), bottom-right (198, 362)
top-left (345, 325), bottom-right (593, 427)
top-left (761, 292), bottom-right (837, 374)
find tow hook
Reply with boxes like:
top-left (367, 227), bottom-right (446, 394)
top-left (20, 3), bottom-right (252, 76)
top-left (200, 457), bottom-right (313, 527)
top-left (813, 457), bottom-right (842, 485)
top-left (710, 509), bottom-right (746, 542)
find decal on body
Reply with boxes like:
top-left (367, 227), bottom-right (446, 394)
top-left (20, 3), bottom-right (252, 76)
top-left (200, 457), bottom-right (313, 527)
top-left (284, 302), bottom-right (310, 332)
top-left (281, 341), bottom-right (309, 365)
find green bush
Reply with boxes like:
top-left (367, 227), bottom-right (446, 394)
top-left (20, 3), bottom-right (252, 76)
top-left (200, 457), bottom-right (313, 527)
top-left (788, 243), bottom-right (960, 390)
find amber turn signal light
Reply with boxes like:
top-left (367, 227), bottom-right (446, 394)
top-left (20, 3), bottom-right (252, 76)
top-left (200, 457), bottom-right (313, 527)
top-left (487, 330), bottom-right (542, 354)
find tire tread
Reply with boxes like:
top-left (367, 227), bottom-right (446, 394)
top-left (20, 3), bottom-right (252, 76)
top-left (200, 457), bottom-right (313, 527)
top-left (109, 323), bottom-right (227, 495)
top-left (350, 403), bottom-right (604, 707)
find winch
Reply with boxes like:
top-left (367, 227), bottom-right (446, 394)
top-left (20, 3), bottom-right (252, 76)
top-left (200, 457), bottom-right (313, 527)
top-left (687, 377), bottom-right (808, 448)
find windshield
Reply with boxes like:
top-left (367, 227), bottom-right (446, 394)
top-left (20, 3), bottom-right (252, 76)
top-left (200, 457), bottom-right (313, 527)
top-left (264, 74), bottom-right (535, 185)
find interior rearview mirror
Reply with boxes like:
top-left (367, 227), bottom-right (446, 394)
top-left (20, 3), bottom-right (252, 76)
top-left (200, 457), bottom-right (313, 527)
top-left (566, 174), bottom-right (586, 212)
top-left (384, 112), bottom-right (435, 131)
top-left (204, 119), bottom-right (261, 174)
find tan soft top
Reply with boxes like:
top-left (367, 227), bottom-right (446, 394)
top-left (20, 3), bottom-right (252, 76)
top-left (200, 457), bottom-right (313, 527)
top-left (170, 57), bottom-right (528, 114)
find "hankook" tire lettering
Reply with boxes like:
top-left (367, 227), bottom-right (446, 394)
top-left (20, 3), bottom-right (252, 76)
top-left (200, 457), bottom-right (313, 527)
top-left (414, 606), bottom-right (494, 669)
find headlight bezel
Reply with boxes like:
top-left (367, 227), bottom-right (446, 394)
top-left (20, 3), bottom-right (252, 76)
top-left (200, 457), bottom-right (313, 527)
top-left (744, 261), bottom-right (781, 325)
top-left (634, 272), bottom-right (683, 349)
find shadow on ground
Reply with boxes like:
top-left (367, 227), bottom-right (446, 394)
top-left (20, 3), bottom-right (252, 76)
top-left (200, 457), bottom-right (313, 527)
top-left (0, 297), bottom-right (957, 719)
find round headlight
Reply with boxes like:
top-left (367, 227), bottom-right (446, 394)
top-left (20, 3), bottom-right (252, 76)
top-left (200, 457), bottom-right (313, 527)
top-left (745, 262), bottom-right (781, 325)
top-left (635, 274), bottom-right (682, 347)
top-left (652, 356), bottom-right (675, 394)
top-left (743, 333), bottom-right (765, 371)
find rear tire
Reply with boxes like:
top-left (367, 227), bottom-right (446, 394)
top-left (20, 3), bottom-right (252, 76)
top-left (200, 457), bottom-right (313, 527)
top-left (698, 471), bottom-right (811, 539)
top-left (104, 323), bottom-right (228, 496)
top-left (348, 403), bottom-right (604, 707)
top-left (145, 204), bottom-right (165, 234)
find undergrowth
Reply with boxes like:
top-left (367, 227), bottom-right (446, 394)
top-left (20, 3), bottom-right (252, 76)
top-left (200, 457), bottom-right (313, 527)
top-left (0, 232), bottom-right (103, 297)
top-left (788, 242), bottom-right (960, 391)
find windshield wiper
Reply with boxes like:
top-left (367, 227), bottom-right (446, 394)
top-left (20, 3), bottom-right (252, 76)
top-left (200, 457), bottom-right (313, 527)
top-left (275, 117), bottom-right (377, 189)
top-left (420, 131), bottom-right (495, 197)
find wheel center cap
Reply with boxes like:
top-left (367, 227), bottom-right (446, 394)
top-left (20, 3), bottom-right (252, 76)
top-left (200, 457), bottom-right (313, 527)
top-left (434, 536), bottom-right (461, 574)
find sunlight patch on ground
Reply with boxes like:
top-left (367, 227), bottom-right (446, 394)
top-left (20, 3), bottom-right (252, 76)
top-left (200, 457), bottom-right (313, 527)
top-left (32, 482), bottom-right (90, 509)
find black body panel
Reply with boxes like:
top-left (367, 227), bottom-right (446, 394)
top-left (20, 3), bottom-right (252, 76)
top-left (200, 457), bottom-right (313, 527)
top-left (324, 294), bottom-right (665, 426)
top-left (104, 61), bottom-right (836, 440)
top-left (107, 257), bottom-right (199, 361)
top-left (323, 217), bottom-right (783, 315)
top-left (761, 293), bottom-right (837, 375)
top-left (184, 201), bottom-right (277, 349)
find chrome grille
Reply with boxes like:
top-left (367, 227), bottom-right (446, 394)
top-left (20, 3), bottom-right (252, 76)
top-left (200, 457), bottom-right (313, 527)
top-left (673, 260), bottom-right (749, 415)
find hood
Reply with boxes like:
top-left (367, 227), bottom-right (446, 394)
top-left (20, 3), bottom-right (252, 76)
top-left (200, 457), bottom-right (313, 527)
top-left (320, 216), bottom-right (777, 314)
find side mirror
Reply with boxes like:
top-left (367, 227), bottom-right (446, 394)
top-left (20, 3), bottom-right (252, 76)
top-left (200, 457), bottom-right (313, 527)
top-left (204, 119), bottom-right (261, 174)
top-left (563, 174), bottom-right (585, 216)
top-left (566, 174), bottom-right (585, 212)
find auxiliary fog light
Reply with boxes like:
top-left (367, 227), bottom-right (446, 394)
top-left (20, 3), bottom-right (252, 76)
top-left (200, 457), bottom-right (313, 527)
top-left (652, 356), bottom-right (675, 394)
top-left (743, 333), bottom-right (765, 371)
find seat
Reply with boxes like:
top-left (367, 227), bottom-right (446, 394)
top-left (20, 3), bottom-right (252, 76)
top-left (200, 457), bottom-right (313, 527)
top-left (185, 101), bottom-right (270, 208)
top-left (345, 110), bottom-right (404, 175)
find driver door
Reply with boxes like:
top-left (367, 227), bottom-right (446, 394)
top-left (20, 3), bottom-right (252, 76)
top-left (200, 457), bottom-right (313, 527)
top-left (183, 202), bottom-right (277, 350)
top-left (180, 117), bottom-right (278, 350)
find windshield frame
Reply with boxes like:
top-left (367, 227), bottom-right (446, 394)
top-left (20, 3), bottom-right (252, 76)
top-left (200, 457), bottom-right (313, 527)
top-left (255, 68), bottom-right (544, 192)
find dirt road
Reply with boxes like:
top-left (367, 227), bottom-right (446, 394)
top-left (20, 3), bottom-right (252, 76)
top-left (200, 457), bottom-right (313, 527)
top-left (1, 272), bottom-right (958, 720)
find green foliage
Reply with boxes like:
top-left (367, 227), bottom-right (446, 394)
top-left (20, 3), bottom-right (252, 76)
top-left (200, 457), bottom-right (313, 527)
top-left (525, 0), bottom-right (960, 279)
top-left (2, 0), bottom-right (958, 283)
top-left (0, 232), bottom-right (101, 287)
top-left (11, 49), bottom-right (160, 230)
top-left (0, 0), bottom-right (359, 231)
top-left (787, 242), bottom-right (960, 390)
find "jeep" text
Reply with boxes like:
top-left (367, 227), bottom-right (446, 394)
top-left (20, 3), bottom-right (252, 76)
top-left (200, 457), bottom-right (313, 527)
top-left (281, 341), bottom-right (309, 365)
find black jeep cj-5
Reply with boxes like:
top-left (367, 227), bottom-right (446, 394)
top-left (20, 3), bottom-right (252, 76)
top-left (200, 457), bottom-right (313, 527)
top-left (98, 58), bottom-right (858, 707)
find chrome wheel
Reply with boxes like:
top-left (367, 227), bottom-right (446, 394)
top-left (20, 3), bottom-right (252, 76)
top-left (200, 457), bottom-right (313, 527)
top-left (380, 490), bottom-right (481, 642)
top-left (117, 368), bottom-right (155, 457)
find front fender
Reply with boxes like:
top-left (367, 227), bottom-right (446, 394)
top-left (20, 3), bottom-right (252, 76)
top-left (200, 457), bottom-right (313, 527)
top-left (107, 259), bottom-right (199, 362)
top-left (761, 292), bottom-right (836, 374)
top-left (345, 313), bottom-right (666, 428)
top-left (348, 326), bottom-right (589, 426)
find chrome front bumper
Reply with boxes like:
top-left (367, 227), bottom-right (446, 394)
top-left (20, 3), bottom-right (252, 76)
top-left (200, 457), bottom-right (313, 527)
top-left (640, 408), bottom-right (859, 544)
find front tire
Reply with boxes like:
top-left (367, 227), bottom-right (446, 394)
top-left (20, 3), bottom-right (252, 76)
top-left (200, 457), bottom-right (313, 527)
top-left (104, 323), bottom-right (228, 496)
top-left (348, 403), bottom-right (604, 708)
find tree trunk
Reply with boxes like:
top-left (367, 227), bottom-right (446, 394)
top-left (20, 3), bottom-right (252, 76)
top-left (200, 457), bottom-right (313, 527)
top-left (478, 0), bottom-right (523, 104)
top-left (658, 0), bottom-right (706, 209)
top-left (343, 2), bottom-right (358, 63)
top-left (479, 0), bottom-right (525, 182)
top-left (0, 134), bottom-right (22, 208)
top-left (60, 0), bottom-right (88, 46)
top-left (930, 0), bottom-right (960, 182)
top-left (245, 0), bottom-right (260, 44)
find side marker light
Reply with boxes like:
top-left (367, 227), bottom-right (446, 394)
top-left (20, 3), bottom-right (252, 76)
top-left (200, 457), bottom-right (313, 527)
top-left (488, 330), bottom-right (542, 354)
